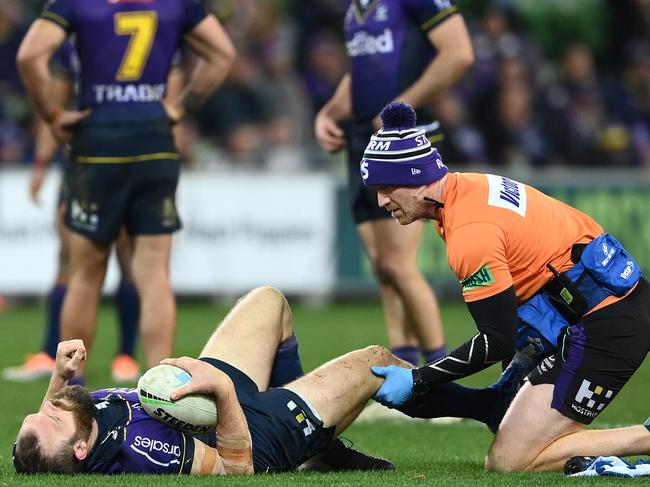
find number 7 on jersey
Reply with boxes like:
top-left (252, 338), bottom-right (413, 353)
top-left (114, 11), bottom-right (158, 81)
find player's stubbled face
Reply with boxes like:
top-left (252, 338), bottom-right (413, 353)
top-left (19, 385), bottom-right (95, 455)
top-left (376, 186), bottom-right (420, 224)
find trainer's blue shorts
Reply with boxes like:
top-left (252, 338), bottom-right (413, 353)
top-left (198, 357), bottom-right (335, 473)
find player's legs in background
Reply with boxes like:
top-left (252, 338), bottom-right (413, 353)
top-left (2, 204), bottom-right (69, 381)
top-left (285, 345), bottom-right (412, 434)
top-left (199, 286), bottom-right (300, 390)
top-left (358, 222), bottom-right (418, 364)
top-left (358, 218), bottom-right (446, 365)
top-left (59, 232), bottom-right (111, 378)
top-left (130, 234), bottom-right (174, 369)
top-left (355, 218), bottom-right (449, 422)
top-left (111, 228), bottom-right (140, 382)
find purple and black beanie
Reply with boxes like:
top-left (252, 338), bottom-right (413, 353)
top-left (360, 102), bottom-right (448, 187)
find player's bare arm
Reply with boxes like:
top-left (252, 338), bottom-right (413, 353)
top-left (165, 15), bottom-right (236, 123)
top-left (40, 340), bottom-right (86, 409)
top-left (30, 73), bottom-right (74, 204)
top-left (162, 357), bottom-right (253, 475)
top-left (315, 74), bottom-right (352, 152)
top-left (16, 20), bottom-right (90, 142)
top-left (396, 15), bottom-right (474, 111)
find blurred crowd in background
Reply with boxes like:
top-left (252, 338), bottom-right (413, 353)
top-left (1, 0), bottom-right (649, 170)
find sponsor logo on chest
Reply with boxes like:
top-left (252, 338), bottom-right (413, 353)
top-left (133, 435), bottom-right (181, 456)
top-left (486, 174), bottom-right (527, 217)
top-left (93, 83), bottom-right (166, 104)
top-left (347, 28), bottom-right (394, 57)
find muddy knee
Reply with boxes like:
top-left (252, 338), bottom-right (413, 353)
top-left (237, 286), bottom-right (288, 312)
top-left (355, 345), bottom-right (396, 366)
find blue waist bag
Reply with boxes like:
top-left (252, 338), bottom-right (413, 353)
top-left (517, 233), bottom-right (641, 352)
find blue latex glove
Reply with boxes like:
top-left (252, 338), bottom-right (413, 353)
top-left (371, 365), bottom-right (414, 407)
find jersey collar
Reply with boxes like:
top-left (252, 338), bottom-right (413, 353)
top-left (352, 0), bottom-right (380, 24)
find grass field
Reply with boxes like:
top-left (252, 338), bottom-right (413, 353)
top-left (1, 298), bottom-right (649, 486)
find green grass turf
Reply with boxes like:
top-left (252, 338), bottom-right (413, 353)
top-left (1, 298), bottom-right (649, 486)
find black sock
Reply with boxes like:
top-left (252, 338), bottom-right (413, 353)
top-left (269, 335), bottom-right (304, 387)
top-left (391, 346), bottom-right (420, 366)
top-left (422, 345), bottom-right (448, 364)
top-left (398, 382), bottom-right (511, 432)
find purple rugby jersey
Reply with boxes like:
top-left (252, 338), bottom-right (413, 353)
top-left (40, 0), bottom-right (206, 121)
top-left (85, 388), bottom-right (198, 474)
top-left (344, 0), bottom-right (459, 122)
top-left (51, 40), bottom-right (79, 81)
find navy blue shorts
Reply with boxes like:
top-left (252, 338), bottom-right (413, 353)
top-left (528, 278), bottom-right (650, 424)
top-left (64, 118), bottom-right (181, 244)
top-left (198, 357), bottom-right (335, 473)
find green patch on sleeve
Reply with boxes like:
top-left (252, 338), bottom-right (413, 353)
top-left (461, 265), bottom-right (495, 290)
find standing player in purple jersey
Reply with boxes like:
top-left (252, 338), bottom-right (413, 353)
top-left (4, 41), bottom-right (141, 383)
top-left (16, 0), bottom-right (236, 378)
top-left (13, 287), bottom-right (400, 475)
top-left (315, 0), bottom-right (474, 391)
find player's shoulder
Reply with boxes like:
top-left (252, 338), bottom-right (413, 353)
top-left (43, 0), bottom-right (83, 13)
top-left (399, 0), bottom-right (459, 29)
top-left (91, 387), bottom-right (139, 402)
top-left (400, 0), bottom-right (457, 10)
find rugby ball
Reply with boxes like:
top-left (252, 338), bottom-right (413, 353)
top-left (137, 364), bottom-right (217, 435)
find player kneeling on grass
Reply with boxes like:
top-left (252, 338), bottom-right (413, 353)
top-left (13, 286), bottom-right (404, 475)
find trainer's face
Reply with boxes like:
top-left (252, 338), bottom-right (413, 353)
top-left (376, 186), bottom-right (422, 224)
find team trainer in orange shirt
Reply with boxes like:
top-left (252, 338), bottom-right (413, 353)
top-left (362, 102), bottom-right (650, 472)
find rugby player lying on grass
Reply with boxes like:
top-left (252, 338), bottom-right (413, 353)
top-left (14, 286), bottom-right (409, 475)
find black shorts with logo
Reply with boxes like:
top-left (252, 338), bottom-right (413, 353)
top-left (198, 358), bottom-right (335, 473)
top-left (528, 278), bottom-right (650, 424)
top-left (64, 118), bottom-right (181, 244)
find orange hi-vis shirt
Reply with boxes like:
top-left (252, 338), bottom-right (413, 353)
top-left (437, 173), bottom-right (606, 304)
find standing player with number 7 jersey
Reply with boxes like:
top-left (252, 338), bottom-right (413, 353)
top-left (16, 0), bottom-right (236, 378)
